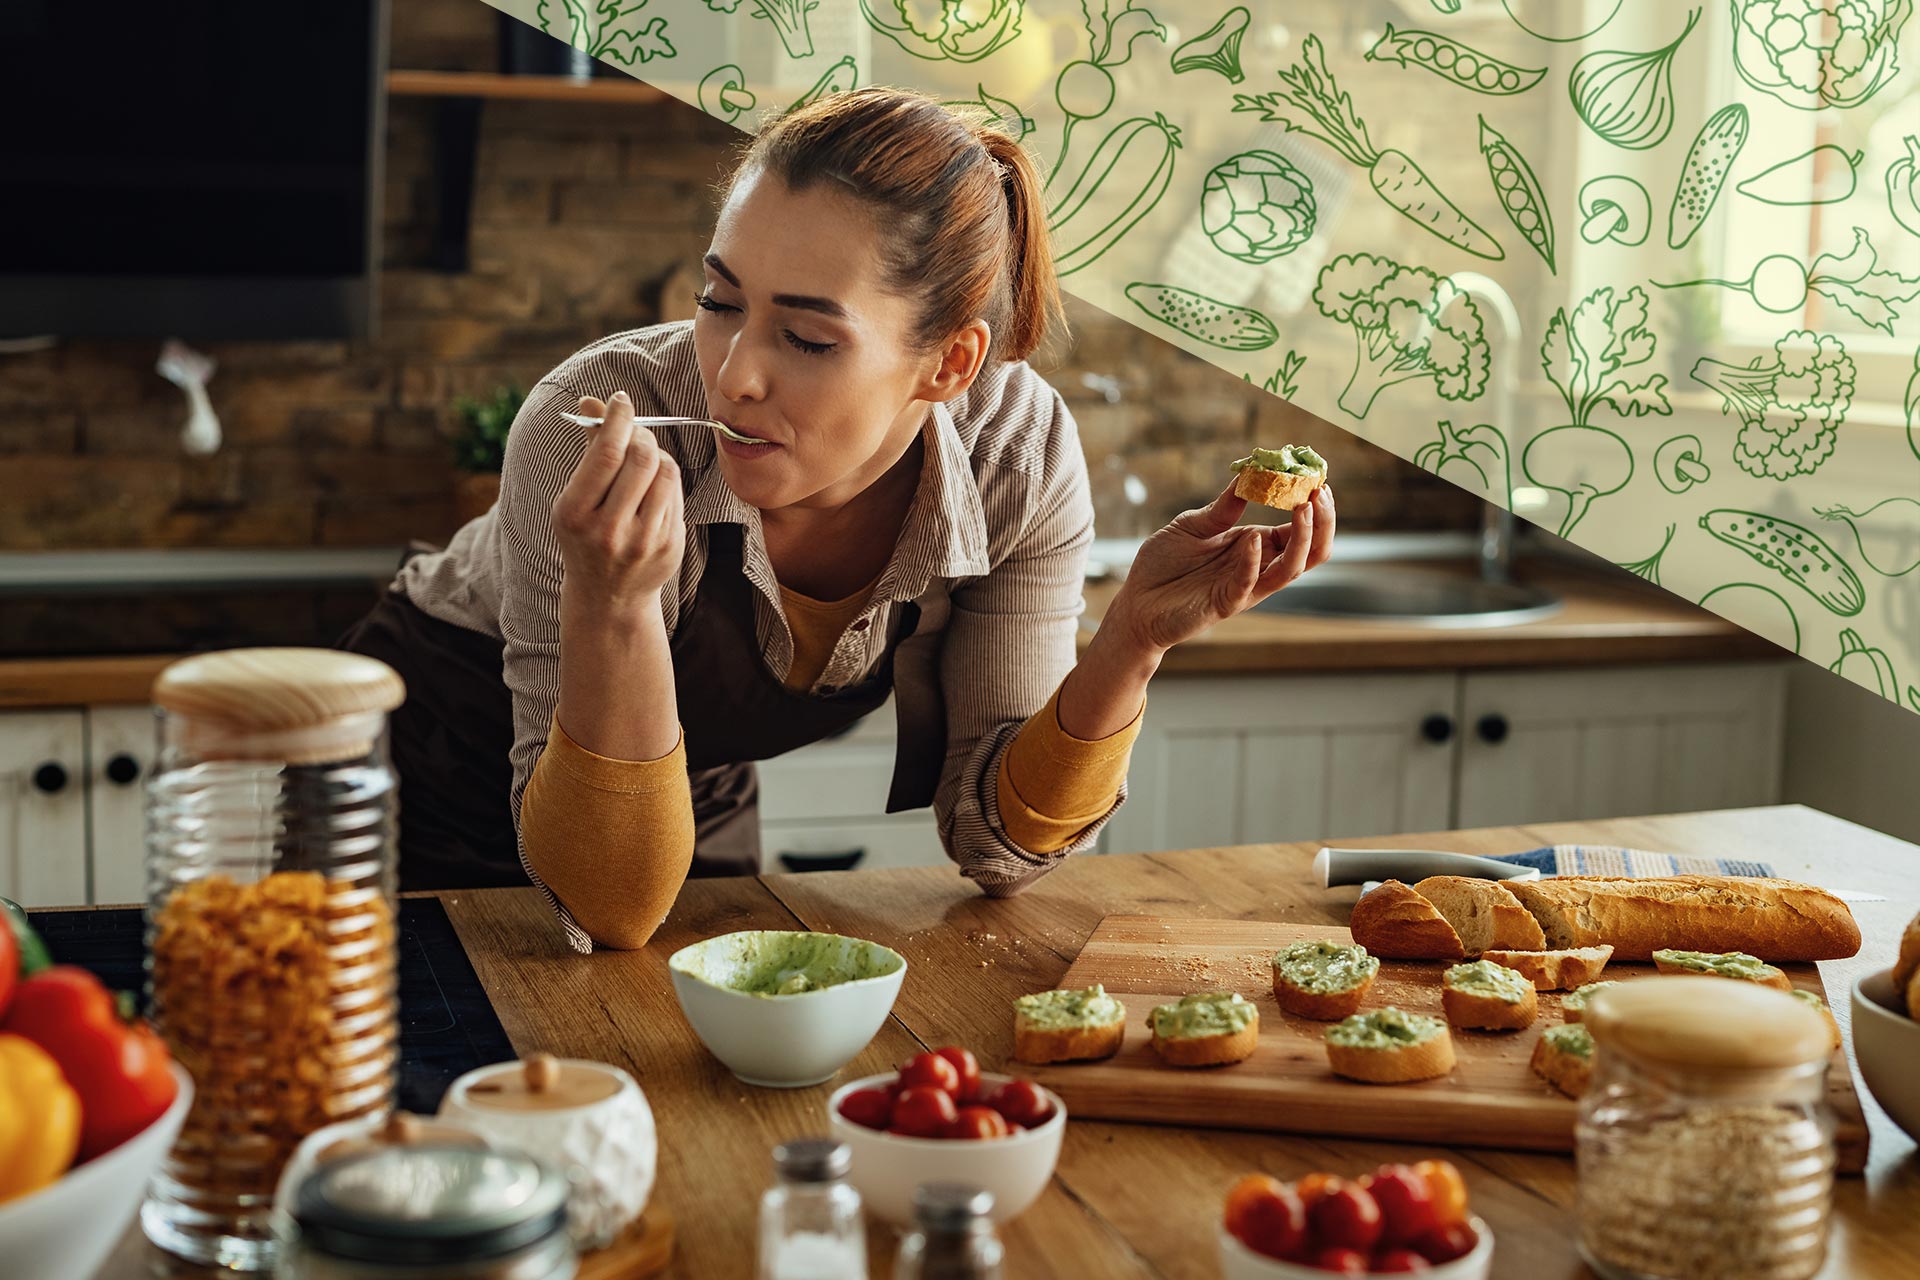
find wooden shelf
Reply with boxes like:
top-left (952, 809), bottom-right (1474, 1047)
top-left (386, 69), bottom-right (672, 105)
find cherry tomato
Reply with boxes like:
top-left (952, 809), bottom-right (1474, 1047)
top-left (1363, 1164), bottom-right (1438, 1246)
top-left (1224, 1174), bottom-right (1308, 1261)
top-left (1310, 1245), bottom-right (1369, 1276)
top-left (888, 1085), bottom-right (958, 1138)
top-left (836, 1087), bottom-right (893, 1131)
top-left (947, 1105), bottom-right (1010, 1141)
top-left (934, 1046), bottom-right (982, 1101)
top-left (1307, 1181), bottom-right (1382, 1253)
top-left (898, 1052), bottom-right (961, 1098)
top-left (1411, 1159), bottom-right (1469, 1229)
top-left (1371, 1246), bottom-right (1432, 1273)
top-left (987, 1079), bottom-right (1052, 1128)
top-left (1412, 1220), bottom-right (1478, 1265)
top-left (1294, 1171), bottom-right (1339, 1208)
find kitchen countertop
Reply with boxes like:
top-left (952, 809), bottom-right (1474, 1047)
top-left (92, 805), bottom-right (1920, 1279)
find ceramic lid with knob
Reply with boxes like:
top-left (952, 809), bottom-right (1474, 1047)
top-left (1583, 976), bottom-right (1834, 1071)
top-left (153, 647), bottom-right (405, 764)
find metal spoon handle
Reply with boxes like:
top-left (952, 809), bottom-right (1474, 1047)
top-left (559, 412), bottom-right (722, 430)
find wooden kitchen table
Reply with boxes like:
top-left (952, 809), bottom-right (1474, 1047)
top-left (101, 805), bottom-right (1919, 1279)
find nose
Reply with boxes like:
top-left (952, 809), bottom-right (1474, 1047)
top-left (714, 332), bottom-right (769, 405)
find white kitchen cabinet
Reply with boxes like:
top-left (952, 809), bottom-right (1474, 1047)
top-left (755, 698), bottom-right (946, 874)
top-left (0, 709), bottom-right (89, 906)
top-left (87, 704), bottom-right (158, 905)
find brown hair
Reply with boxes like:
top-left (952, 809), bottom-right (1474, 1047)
top-left (723, 86), bottom-right (1065, 366)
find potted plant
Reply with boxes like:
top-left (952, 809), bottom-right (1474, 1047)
top-left (451, 386), bottom-right (524, 526)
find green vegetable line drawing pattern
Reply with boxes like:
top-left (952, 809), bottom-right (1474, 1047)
top-left (1655, 228), bottom-right (1920, 335)
top-left (1415, 419), bottom-right (1512, 510)
top-left (1478, 118), bottom-right (1553, 272)
top-left (859, 0), bottom-right (1025, 61)
top-left (1234, 36), bottom-right (1504, 261)
top-left (1669, 105), bottom-right (1747, 250)
top-left (1125, 282), bottom-right (1277, 350)
top-left (1526, 286), bottom-right (1671, 537)
top-left (793, 55), bottom-right (860, 112)
top-left (1907, 347), bottom-right (1920, 466)
top-left (1889, 136), bottom-right (1920, 236)
top-left (1829, 629), bottom-right (1899, 698)
top-left (940, 83), bottom-right (1035, 143)
top-left (1577, 176), bottom-right (1652, 246)
top-left (1244, 351), bottom-right (1309, 399)
top-left (1201, 151), bottom-right (1315, 265)
top-left (1691, 331), bottom-right (1855, 480)
top-left (1364, 26), bottom-right (1546, 95)
top-left (1048, 112), bottom-right (1180, 276)
top-left (1816, 497), bottom-right (1920, 576)
top-left (1171, 7), bottom-right (1248, 83)
top-left (1732, 0), bottom-right (1913, 110)
top-left (1655, 435), bottom-right (1712, 494)
top-left (1050, 3), bottom-right (1167, 188)
top-left (1700, 509), bottom-right (1865, 616)
top-left (1618, 524), bottom-right (1678, 587)
top-left (1433, 0), bottom-right (1462, 14)
top-left (1909, 686), bottom-right (1920, 713)
top-left (705, 0), bottom-right (819, 59)
top-left (1737, 144), bottom-right (1864, 205)
top-left (698, 65), bottom-right (756, 123)
top-left (1569, 8), bottom-right (1698, 151)
top-left (1503, 0), bottom-right (1624, 43)
top-left (1311, 253), bottom-right (1491, 417)
top-left (1701, 582), bottom-right (1803, 654)
top-left (536, 0), bottom-right (676, 64)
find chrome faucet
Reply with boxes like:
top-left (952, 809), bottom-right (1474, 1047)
top-left (1432, 272), bottom-right (1522, 585)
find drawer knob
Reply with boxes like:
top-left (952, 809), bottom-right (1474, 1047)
top-left (31, 762), bottom-right (69, 795)
top-left (1419, 714), bottom-right (1455, 744)
top-left (777, 848), bottom-right (866, 873)
top-left (105, 753), bottom-right (142, 786)
top-left (1476, 714), bottom-right (1511, 745)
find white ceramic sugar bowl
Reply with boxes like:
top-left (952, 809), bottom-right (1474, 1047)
top-left (439, 1053), bottom-right (657, 1250)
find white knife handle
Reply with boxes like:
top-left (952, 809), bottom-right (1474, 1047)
top-left (1315, 847), bottom-right (1542, 888)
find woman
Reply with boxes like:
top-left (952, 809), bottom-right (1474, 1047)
top-left (344, 87), bottom-right (1335, 952)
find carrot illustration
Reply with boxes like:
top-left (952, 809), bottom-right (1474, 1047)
top-left (1234, 35), bottom-right (1503, 261)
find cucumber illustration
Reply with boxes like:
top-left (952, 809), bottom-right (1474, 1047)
top-left (1699, 509), bottom-right (1864, 617)
top-left (1125, 282), bottom-right (1278, 351)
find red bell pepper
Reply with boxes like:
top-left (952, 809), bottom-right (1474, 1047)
top-left (3, 966), bottom-right (178, 1161)
top-left (0, 920), bottom-right (15, 1023)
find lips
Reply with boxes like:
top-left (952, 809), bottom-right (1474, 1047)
top-left (715, 417), bottom-right (775, 445)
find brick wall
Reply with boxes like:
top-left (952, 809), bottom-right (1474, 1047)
top-left (0, 0), bottom-right (1479, 551)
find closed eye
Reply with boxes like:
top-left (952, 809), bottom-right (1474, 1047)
top-left (693, 292), bottom-right (836, 356)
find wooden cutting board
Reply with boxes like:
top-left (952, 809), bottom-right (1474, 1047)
top-left (1024, 916), bottom-right (1869, 1173)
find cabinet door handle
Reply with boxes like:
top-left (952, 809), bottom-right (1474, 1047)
top-left (1420, 714), bottom-right (1455, 744)
top-left (777, 848), bottom-right (866, 873)
top-left (31, 762), bottom-right (69, 794)
top-left (1476, 713), bottom-right (1511, 745)
top-left (105, 753), bottom-right (142, 786)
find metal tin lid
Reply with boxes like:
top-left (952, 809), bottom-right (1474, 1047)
top-left (293, 1144), bottom-right (569, 1265)
top-left (912, 1183), bottom-right (995, 1233)
top-left (773, 1137), bottom-right (850, 1183)
top-left (1584, 977), bottom-right (1833, 1071)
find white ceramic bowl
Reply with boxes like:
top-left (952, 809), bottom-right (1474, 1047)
top-left (826, 1071), bottom-right (1065, 1227)
top-left (1851, 968), bottom-right (1920, 1143)
top-left (1218, 1215), bottom-right (1494, 1279)
top-left (0, 1061), bottom-right (193, 1280)
top-left (669, 930), bottom-right (906, 1087)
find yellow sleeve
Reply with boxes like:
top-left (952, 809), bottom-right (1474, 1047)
top-left (995, 683), bottom-right (1142, 855)
top-left (520, 714), bottom-right (696, 949)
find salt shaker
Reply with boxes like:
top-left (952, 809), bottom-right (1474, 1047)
top-left (893, 1184), bottom-right (1003, 1280)
top-left (757, 1138), bottom-right (867, 1280)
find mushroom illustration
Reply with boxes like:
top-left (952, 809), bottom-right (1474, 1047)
top-left (1654, 434), bottom-right (1711, 494)
top-left (1577, 176), bottom-right (1651, 246)
top-left (698, 65), bottom-right (756, 124)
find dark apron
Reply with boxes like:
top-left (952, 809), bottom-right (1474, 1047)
top-left (339, 522), bottom-right (920, 891)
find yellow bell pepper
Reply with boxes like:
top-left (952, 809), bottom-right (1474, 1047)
top-left (0, 1032), bottom-right (82, 1203)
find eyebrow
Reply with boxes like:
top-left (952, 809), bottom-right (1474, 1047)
top-left (704, 254), bottom-right (851, 320)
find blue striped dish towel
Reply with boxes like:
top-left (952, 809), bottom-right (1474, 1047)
top-left (1491, 845), bottom-right (1776, 878)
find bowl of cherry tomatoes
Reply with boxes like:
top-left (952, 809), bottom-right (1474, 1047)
top-left (826, 1045), bottom-right (1065, 1227)
top-left (1218, 1160), bottom-right (1492, 1278)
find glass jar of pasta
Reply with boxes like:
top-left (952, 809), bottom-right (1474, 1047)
top-left (141, 648), bottom-right (407, 1272)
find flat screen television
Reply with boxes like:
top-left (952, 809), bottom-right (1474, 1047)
top-left (0, 0), bottom-right (388, 341)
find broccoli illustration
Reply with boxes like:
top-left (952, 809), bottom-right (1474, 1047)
top-left (710, 0), bottom-right (821, 59)
top-left (1731, 0), bottom-right (1913, 110)
top-left (1311, 253), bottom-right (1490, 418)
top-left (1691, 330), bottom-right (1855, 480)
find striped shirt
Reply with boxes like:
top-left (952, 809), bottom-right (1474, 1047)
top-left (392, 321), bottom-right (1126, 947)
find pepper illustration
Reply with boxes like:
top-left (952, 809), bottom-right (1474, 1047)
top-left (1888, 136), bottom-right (1920, 238)
top-left (1414, 420), bottom-right (1511, 509)
top-left (1828, 629), bottom-right (1898, 699)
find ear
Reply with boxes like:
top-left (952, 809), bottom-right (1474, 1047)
top-left (918, 319), bottom-right (991, 404)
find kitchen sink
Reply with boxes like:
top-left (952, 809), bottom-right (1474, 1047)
top-left (1248, 563), bottom-right (1562, 628)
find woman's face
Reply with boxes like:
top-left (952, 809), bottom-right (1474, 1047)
top-left (693, 168), bottom-right (979, 513)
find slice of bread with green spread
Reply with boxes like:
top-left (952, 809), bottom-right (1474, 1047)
top-left (1147, 992), bottom-right (1260, 1068)
top-left (1441, 959), bottom-right (1539, 1031)
top-left (1531, 1023), bottom-right (1594, 1098)
top-left (1229, 445), bottom-right (1327, 512)
top-left (1651, 949), bottom-right (1792, 991)
top-left (1012, 984), bottom-right (1127, 1065)
top-left (1324, 1007), bottom-right (1456, 1084)
top-left (1561, 980), bottom-right (1620, 1024)
top-left (1271, 940), bottom-right (1380, 1021)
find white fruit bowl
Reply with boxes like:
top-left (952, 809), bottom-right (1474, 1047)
top-left (826, 1071), bottom-right (1065, 1227)
top-left (1852, 968), bottom-right (1920, 1143)
top-left (0, 1061), bottom-right (193, 1280)
top-left (1218, 1215), bottom-right (1494, 1279)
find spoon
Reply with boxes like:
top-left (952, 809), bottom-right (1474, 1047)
top-left (559, 411), bottom-right (763, 445)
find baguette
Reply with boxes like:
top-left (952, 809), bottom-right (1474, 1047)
top-left (1233, 466), bottom-right (1320, 511)
top-left (1348, 880), bottom-right (1465, 960)
top-left (1482, 945), bottom-right (1613, 991)
top-left (1271, 940), bottom-right (1379, 1021)
top-left (1560, 980), bottom-right (1620, 1023)
top-left (1789, 989), bottom-right (1843, 1054)
top-left (1894, 910), bottom-right (1920, 1009)
top-left (1652, 948), bottom-right (1792, 991)
top-left (1147, 993), bottom-right (1259, 1068)
top-left (1011, 985), bottom-right (1127, 1065)
top-left (1530, 1024), bottom-right (1595, 1098)
top-left (1415, 876), bottom-right (1546, 955)
top-left (1324, 1008), bottom-right (1455, 1084)
top-left (1441, 960), bottom-right (1538, 1031)
top-left (1505, 875), bottom-right (1860, 962)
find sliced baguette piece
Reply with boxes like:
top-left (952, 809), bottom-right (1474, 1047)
top-left (1271, 940), bottom-right (1380, 1021)
top-left (1011, 985), bottom-right (1127, 1065)
top-left (1233, 465), bottom-right (1321, 511)
top-left (1789, 989), bottom-right (1843, 1054)
top-left (1414, 876), bottom-right (1546, 956)
top-left (1441, 960), bottom-right (1539, 1031)
top-left (1906, 967), bottom-right (1920, 1023)
top-left (1324, 1008), bottom-right (1455, 1084)
top-left (1893, 910), bottom-right (1920, 1007)
top-left (1652, 948), bottom-right (1792, 991)
top-left (1506, 875), bottom-right (1861, 962)
top-left (1561, 980), bottom-right (1620, 1024)
top-left (1348, 880), bottom-right (1465, 960)
top-left (1530, 1023), bottom-right (1595, 1098)
top-left (1147, 993), bottom-right (1259, 1068)
top-left (1482, 945), bottom-right (1614, 991)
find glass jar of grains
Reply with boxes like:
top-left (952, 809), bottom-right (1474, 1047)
top-left (1575, 976), bottom-right (1837, 1280)
top-left (141, 649), bottom-right (407, 1272)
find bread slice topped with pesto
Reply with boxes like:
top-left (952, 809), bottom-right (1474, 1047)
top-left (1271, 940), bottom-right (1379, 1021)
top-left (1229, 444), bottom-right (1327, 511)
top-left (1530, 1023), bottom-right (1594, 1098)
top-left (1651, 948), bottom-right (1791, 991)
top-left (1146, 991), bottom-right (1260, 1068)
top-left (1560, 980), bottom-right (1620, 1023)
top-left (1323, 1007), bottom-right (1455, 1084)
top-left (1011, 983), bottom-right (1127, 1065)
top-left (1441, 959), bottom-right (1539, 1031)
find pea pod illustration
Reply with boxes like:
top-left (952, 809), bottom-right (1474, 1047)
top-left (1479, 118), bottom-right (1553, 272)
top-left (1125, 282), bottom-right (1278, 351)
top-left (1668, 104), bottom-right (1747, 250)
top-left (1364, 25), bottom-right (1546, 95)
top-left (1049, 113), bottom-right (1182, 277)
top-left (1699, 509), bottom-right (1864, 617)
